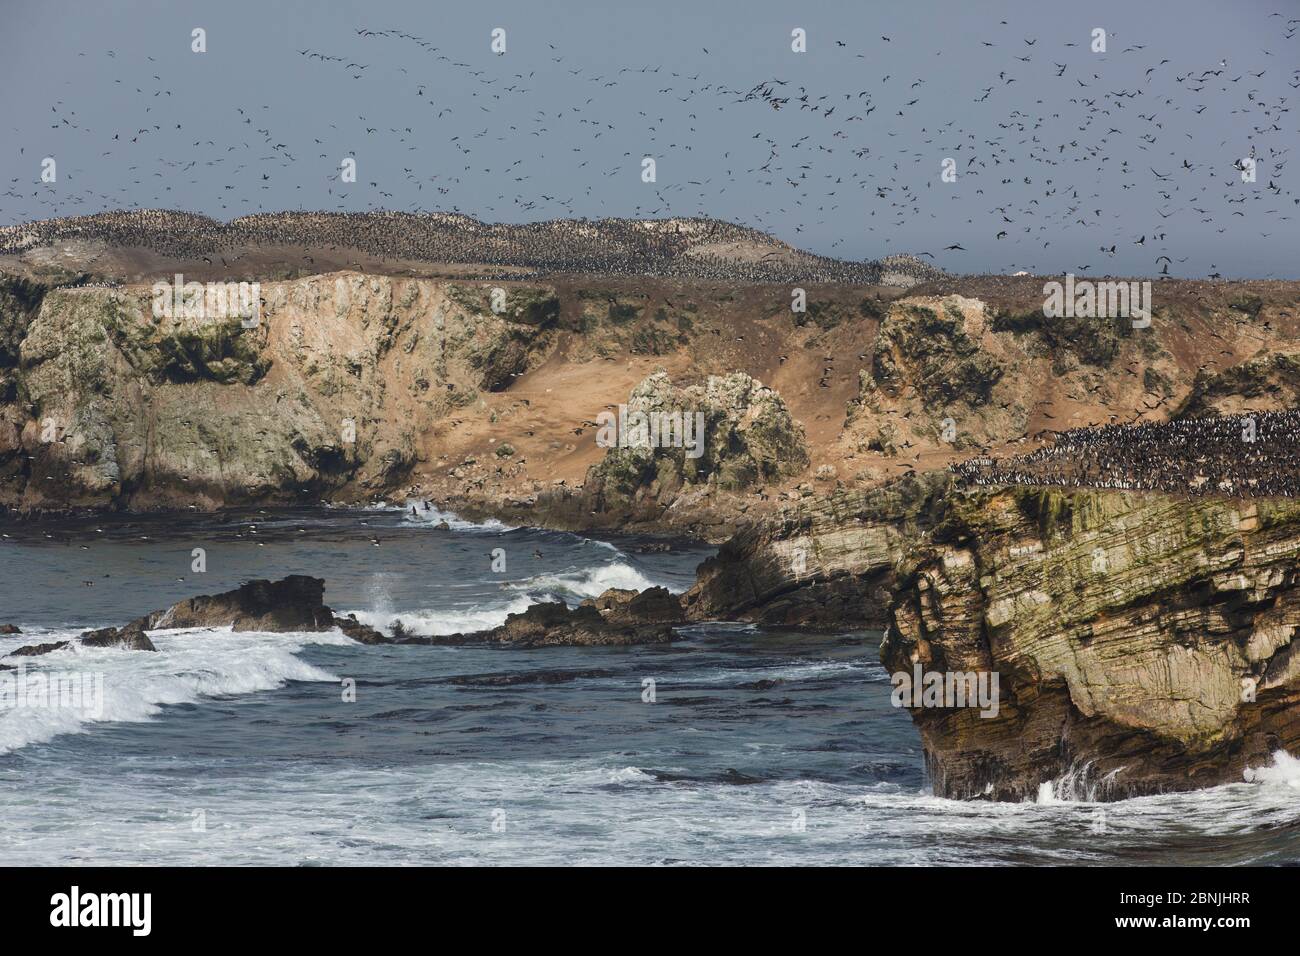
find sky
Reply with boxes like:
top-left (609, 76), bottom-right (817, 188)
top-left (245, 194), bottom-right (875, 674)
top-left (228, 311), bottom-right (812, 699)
top-left (1, 0), bottom-right (1297, 277)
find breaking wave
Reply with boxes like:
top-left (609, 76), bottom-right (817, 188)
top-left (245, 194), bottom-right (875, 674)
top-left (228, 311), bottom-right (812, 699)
top-left (0, 627), bottom-right (346, 755)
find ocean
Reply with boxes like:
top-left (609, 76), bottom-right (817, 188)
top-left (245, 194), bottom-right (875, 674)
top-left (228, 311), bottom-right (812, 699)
top-left (1, 506), bottom-right (1298, 865)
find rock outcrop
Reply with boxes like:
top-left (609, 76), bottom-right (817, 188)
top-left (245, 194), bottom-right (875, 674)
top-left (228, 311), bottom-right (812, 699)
top-left (9, 576), bottom-right (388, 651)
top-left (682, 472), bottom-right (947, 627)
top-left (79, 622), bottom-right (157, 651)
top-left (8, 640), bottom-right (73, 657)
top-left (0, 274), bottom-right (563, 511)
top-left (678, 467), bottom-right (1300, 800)
top-left (3, 623), bottom-right (158, 657)
top-left (880, 486), bottom-right (1300, 801)
top-left (143, 575), bottom-right (338, 631)
top-left (530, 369), bottom-right (811, 538)
top-left (131, 575), bottom-right (387, 644)
top-left (578, 370), bottom-right (809, 522)
top-left (581, 585), bottom-right (685, 625)
top-left (1174, 351), bottom-right (1300, 418)
top-left (399, 598), bottom-right (678, 648)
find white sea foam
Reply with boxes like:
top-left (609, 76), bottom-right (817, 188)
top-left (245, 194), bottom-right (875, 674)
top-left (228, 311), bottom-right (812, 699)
top-left (509, 561), bottom-right (668, 599)
top-left (1243, 749), bottom-right (1300, 788)
top-left (347, 594), bottom-right (537, 637)
top-left (671, 659), bottom-right (873, 686)
top-left (392, 500), bottom-right (515, 532)
top-left (345, 559), bottom-right (678, 636)
top-left (0, 627), bottom-right (345, 755)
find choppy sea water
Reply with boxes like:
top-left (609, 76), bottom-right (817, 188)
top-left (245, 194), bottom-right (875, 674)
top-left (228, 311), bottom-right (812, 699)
top-left (1, 505), bottom-right (1297, 866)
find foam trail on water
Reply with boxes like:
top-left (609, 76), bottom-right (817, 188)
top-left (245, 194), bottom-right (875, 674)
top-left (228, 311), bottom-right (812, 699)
top-left (348, 594), bottom-right (537, 637)
top-left (0, 627), bottom-right (346, 755)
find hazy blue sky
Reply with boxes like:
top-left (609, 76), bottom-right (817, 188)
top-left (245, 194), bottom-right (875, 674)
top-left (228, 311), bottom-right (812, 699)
top-left (2, 0), bottom-right (1297, 277)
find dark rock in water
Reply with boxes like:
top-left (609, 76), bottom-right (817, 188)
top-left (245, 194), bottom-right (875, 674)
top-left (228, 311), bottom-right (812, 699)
top-left (411, 600), bottom-right (676, 648)
top-left (146, 575), bottom-right (336, 632)
top-left (334, 614), bottom-right (388, 646)
top-left (79, 620), bottom-right (157, 652)
top-left (9, 640), bottom-right (70, 657)
top-left (71, 576), bottom-right (392, 646)
top-left (60, 577), bottom-right (674, 651)
top-left (649, 767), bottom-right (765, 785)
top-left (0, 623), bottom-right (21, 634)
top-left (582, 586), bottom-right (685, 625)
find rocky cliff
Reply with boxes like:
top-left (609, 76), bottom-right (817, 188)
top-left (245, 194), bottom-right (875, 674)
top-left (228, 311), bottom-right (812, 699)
top-left (0, 272), bottom-right (566, 510)
top-left (687, 474), bottom-right (1300, 799)
top-left (682, 472), bottom-right (947, 627)
top-left (5, 267), bottom-right (1300, 535)
top-left (880, 486), bottom-right (1300, 800)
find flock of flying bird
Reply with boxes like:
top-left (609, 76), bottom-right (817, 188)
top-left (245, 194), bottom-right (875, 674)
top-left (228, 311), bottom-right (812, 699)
top-left (2, 12), bottom-right (1298, 277)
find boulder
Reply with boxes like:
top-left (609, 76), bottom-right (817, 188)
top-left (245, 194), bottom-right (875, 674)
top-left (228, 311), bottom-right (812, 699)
top-left (8, 640), bottom-right (70, 657)
top-left (145, 575), bottom-right (336, 632)
top-left (582, 586), bottom-right (684, 625)
top-left (79, 620), bottom-right (157, 651)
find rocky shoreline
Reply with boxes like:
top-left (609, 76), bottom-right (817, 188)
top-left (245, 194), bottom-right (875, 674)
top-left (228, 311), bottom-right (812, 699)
top-left (5, 264), bottom-right (1300, 801)
top-left (7, 472), bottom-right (1299, 803)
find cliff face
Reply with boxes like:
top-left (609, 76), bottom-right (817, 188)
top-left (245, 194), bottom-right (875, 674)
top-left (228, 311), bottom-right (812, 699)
top-left (4, 260), bottom-right (1300, 799)
top-left (0, 270), bottom-right (892, 523)
top-left (0, 273), bottom-right (558, 510)
top-left (684, 474), bottom-right (1300, 799)
top-left (880, 487), bottom-right (1300, 800)
top-left (5, 267), bottom-right (1300, 533)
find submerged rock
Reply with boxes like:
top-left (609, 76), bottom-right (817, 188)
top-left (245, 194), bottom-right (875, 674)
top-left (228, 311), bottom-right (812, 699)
top-left (0, 623), bottom-right (20, 634)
